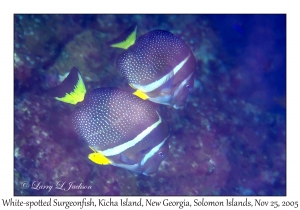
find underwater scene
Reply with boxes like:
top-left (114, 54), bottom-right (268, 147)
top-left (14, 14), bottom-right (286, 196)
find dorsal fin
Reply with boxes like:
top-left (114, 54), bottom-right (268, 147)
top-left (50, 66), bottom-right (86, 105)
top-left (109, 24), bottom-right (137, 49)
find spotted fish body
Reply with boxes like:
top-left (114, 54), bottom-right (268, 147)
top-left (113, 28), bottom-right (196, 109)
top-left (51, 67), bottom-right (169, 175)
top-left (73, 88), bottom-right (169, 175)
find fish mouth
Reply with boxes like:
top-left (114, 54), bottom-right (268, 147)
top-left (142, 171), bottom-right (157, 177)
top-left (173, 104), bottom-right (184, 109)
top-left (172, 99), bottom-right (186, 109)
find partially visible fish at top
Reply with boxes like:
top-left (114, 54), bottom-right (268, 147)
top-left (109, 25), bottom-right (197, 109)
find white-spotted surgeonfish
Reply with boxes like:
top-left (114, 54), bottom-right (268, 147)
top-left (51, 67), bottom-right (169, 176)
top-left (110, 25), bottom-right (196, 109)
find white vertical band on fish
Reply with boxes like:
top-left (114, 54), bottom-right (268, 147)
top-left (101, 113), bottom-right (162, 157)
top-left (173, 72), bottom-right (194, 100)
top-left (141, 135), bottom-right (169, 166)
top-left (131, 53), bottom-right (191, 93)
top-left (111, 163), bottom-right (139, 171)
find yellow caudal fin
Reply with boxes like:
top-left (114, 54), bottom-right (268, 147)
top-left (88, 146), bottom-right (112, 165)
top-left (132, 89), bottom-right (149, 100)
top-left (51, 67), bottom-right (86, 105)
top-left (109, 25), bottom-right (137, 49)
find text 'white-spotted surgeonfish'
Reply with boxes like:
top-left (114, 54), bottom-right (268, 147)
top-left (50, 67), bottom-right (169, 176)
top-left (110, 25), bottom-right (196, 109)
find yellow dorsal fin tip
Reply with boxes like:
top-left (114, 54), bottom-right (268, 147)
top-left (111, 26), bottom-right (137, 49)
top-left (54, 72), bottom-right (86, 105)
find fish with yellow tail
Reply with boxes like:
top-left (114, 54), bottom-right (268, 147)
top-left (50, 67), bottom-right (169, 176)
top-left (109, 25), bottom-right (196, 109)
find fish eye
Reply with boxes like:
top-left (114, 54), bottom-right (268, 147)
top-left (158, 152), bottom-right (165, 158)
top-left (186, 84), bottom-right (192, 91)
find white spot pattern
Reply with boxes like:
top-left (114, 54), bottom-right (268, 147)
top-left (117, 30), bottom-right (190, 85)
top-left (72, 88), bottom-right (157, 150)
